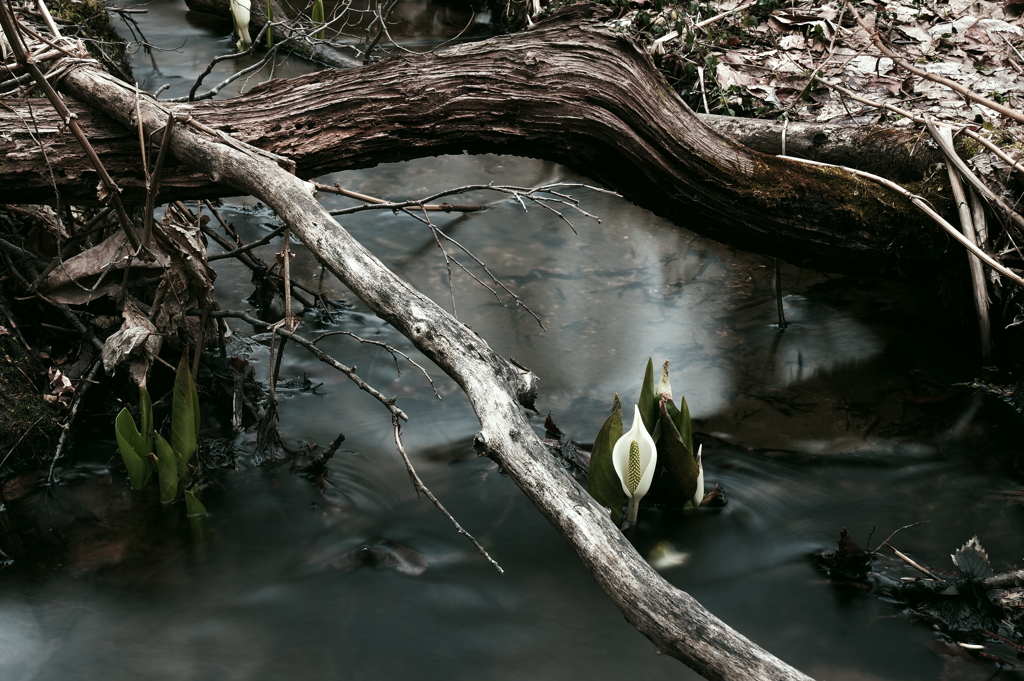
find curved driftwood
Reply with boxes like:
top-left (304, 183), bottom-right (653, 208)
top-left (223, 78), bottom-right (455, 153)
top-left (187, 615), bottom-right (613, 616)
top-left (1, 4), bottom-right (951, 275)
top-left (37, 9), bottom-right (817, 679)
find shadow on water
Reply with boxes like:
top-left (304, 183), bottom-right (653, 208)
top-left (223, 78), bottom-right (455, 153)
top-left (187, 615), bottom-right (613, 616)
top-left (3, 5), bottom-right (1024, 681)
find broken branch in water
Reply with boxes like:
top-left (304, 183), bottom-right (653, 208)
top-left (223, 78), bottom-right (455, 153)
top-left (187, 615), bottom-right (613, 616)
top-left (883, 542), bottom-right (941, 580)
top-left (391, 414), bottom-right (503, 574)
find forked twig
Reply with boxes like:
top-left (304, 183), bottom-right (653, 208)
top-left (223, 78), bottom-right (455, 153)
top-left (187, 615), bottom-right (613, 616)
top-left (208, 225), bottom-right (287, 261)
top-left (314, 182), bottom-right (480, 212)
top-left (208, 309), bottom-right (408, 421)
top-left (312, 332), bottom-right (440, 400)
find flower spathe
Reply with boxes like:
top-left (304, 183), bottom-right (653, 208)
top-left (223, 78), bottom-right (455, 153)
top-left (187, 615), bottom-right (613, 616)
top-left (230, 0), bottom-right (252, 48)
top-left (612, 404), bottom-right (658, 525)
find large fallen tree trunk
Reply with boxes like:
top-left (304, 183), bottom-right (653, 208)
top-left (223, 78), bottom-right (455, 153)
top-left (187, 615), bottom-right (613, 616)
top-left (1, 4), bottom-right (952, 276)
top-left (0, 101), bottom-right (942, 198)
top-left (15, 5), bottom-right (820, 678)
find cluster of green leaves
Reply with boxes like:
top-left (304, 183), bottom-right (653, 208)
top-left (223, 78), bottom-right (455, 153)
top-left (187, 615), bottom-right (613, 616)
top-left (587, 358), bottom-right (701, 523)
top-left (115, 356), bottom-right (206, 516)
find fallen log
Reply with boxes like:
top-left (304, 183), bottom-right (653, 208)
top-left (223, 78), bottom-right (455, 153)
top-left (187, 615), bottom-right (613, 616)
top-left (0, 101), bottom-right (941, 198)
top-left (0, 4), bottom-right (952, 276)
top-left (5, 4), bottom-right (820, 677)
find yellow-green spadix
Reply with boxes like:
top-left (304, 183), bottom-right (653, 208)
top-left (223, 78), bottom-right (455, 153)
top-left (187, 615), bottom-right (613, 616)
top-left (612, 404), bottom-right (657, 525)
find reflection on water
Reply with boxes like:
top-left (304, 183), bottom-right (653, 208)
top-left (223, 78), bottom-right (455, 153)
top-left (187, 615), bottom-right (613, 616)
top-left (3, 5), bottom-right (1024, 681)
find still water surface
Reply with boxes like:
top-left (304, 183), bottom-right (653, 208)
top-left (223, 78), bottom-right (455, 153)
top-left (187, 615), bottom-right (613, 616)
top-left (2, 2), bottom-right (1023, 679)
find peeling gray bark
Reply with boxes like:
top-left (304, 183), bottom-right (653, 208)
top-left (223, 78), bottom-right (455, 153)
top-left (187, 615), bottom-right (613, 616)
top-left (55, 16), bottom-right (816, 680)
top-left (0, 4), bottom-right (952, 276)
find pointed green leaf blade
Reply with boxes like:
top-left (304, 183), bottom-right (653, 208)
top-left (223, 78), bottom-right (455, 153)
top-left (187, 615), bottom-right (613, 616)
top-left (587, 394), bottom-right (625, 525)
top-left (191, 371), bottom-right (200, 441)
top-left (638, 357), bottom-right (658, 435)
top-left (184, 489), bottom-right (208, 517)
top-left (676, 395), bottom-right (693, 456)
top-left (115, 408), bottom-right (151, 490)
top-left (664, 397), bottom-right (693, 458)
top-left (139, 386), bottom-right (153, 456)
top-left (171, 355), bottom-right (198, 477)
top-left (154, 433), bottom-right (180, 504)
top-left (657, 399), bottom-right (698, 506)
top-left (312, 0), bottom-right (324, 39)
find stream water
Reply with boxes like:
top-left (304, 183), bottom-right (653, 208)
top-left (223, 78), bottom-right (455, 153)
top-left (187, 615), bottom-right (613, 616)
top-left (2, 2), bottom-right (1024, 679)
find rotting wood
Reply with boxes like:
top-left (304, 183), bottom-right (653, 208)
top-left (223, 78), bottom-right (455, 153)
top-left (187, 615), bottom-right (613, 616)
top-left (50, 11), bottom-right (816, 679)
top-left (0, 4), bottom-right (960, 276)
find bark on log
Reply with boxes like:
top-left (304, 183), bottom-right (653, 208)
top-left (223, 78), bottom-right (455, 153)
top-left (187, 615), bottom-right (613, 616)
top-left (0, 4), bottom-right (952, 276)
top-left (50, 13), bottom-right (816, 680)
top-left (0, 101), bottom-right (941, 199)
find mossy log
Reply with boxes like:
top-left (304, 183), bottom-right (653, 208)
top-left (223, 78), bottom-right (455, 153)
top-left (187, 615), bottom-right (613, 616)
top-left (0, 3), bottom-right (954, 276)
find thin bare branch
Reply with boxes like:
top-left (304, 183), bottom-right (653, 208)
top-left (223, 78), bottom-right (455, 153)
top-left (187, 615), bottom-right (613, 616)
top-left (208, 225), bottom-right (287, 261)
top-left (926, 119), bottom-right (1024, 233)
top-left (782, 156), bottom-right (1024, 287)
top-left (314, 182), bottom-right (481, 212)
top-left (208, 309), bottom-right (408, 421)
top-left (311, 329), bottom-right (440, 399)
top-left (392, 415), bottom-right (503, 573)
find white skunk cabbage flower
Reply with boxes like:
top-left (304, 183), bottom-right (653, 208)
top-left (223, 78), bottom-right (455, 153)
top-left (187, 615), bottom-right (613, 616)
top-left (692, 444), bottom-right (704, 507)
top-left (230, 0), bottom-right (252, 49)
top-left (612, 404), bottom-right (657, 525)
